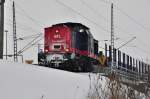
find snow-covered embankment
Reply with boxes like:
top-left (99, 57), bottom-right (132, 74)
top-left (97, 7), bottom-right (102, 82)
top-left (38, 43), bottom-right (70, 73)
top-left (0, 60), bottom-right (92, 99)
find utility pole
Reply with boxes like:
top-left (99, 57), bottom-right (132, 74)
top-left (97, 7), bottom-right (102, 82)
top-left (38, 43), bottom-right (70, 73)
top-left (5, 30), bottom-right (8, 59)
top-left (0, 0), bottom-right (5, 59)
top-left (13, 1), bottom-right (18, 62)
top-left (111, 3), bottom-right (115, 71)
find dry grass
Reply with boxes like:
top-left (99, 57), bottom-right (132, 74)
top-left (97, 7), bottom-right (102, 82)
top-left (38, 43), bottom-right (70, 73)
top-left (87, 71), bottom-right (149, 99)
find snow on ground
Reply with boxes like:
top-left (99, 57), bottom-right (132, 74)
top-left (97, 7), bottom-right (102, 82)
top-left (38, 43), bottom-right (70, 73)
top-left (0, 60), bottom-right (93, 99)
top-left (0, 60), bottom-right (147, 99)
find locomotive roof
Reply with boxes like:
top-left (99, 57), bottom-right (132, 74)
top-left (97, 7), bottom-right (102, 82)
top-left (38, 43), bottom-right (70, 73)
top-left (52, 22), bottom-right (89, 29)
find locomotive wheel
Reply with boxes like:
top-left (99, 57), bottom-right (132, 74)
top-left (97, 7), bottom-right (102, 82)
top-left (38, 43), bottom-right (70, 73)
top-left (50, 58), bottom-right (94, 72)
top-left (74, 58), bottom-right (93, 72)
top-left (60, 60), bottom-right (77, 72)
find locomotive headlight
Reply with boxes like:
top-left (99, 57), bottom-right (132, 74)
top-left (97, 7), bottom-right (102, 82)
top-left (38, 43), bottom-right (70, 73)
top-left (45, 49), bottom-right (48, 52)
top-left (65, 48), bottom-right (69, 52)
top-left (56, 30), bottom-right (59, 33)
top-left (79, 29), bottom-right (84, 32)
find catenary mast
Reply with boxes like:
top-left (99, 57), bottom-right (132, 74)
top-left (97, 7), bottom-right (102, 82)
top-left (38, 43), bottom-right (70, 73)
top-left (111, 3), bottom-right (115, 71)
top-left (13, 1), bottom-right (18, 62)
top-left (0, 0), bottom-right (5, 59)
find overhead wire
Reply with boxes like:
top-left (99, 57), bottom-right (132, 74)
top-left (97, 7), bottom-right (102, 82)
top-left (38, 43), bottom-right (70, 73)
top-left (120, 37), bottom-right (150, 60)
top-left (98, 0), bottom-right (150, 33)
top-left (5, 1), bottom-right (43, 35)
top-left (135, 38), bottom-right (150, 54)
top-left (17, 34), bottom-right (43, 54)
top-left (6, 0), bottom-right (150, 59)
top-left (115, 6), bottom-right (150, 32)
top-left (81, 0), bottom-right (130, 35)
top-left (6, 0), bottom-right (131, 42)
top-left (5, 4), bottom-right (42, 34)
top-left (80, 0), bottom-right (139, 47)
top-left (56, 0), bottom-right (143, 52)
top-left (97, 0), bottom-right (143, 38)
top-left (96, 0), bottom-right (150, 35)
top-left (117, 36), bottom-right (136, 50)
top-left (7, 0), bottom-right (149, 38)
top-left (5, 21), bottom-right (41, 34)
top-left (97, 0), bottom-right (150, 57)
top-left (136, 37), bottom-right (150, 48)
top-left (17, 38), bottom-right (43, 55)
top-left (17, 33), bottom-right (43, 40)
top-left (55, 0), bottom-right (110, 33)
top-left (5, 0), bottom-right (44, 54)
top-left (80, 0), bottom-right (139, 46)
top-left (15, 3), bottom-right (44, 28)
top-left (80, 0), bottom-right (108, 22)
top-left (135, 46), bottom-right (150, 56)
top-left (8, 0), bottom-right (44, 28)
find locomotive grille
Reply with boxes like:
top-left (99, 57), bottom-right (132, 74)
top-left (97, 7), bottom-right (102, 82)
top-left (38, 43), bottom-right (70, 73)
top-left (54, 45), bottom-right (60, 49)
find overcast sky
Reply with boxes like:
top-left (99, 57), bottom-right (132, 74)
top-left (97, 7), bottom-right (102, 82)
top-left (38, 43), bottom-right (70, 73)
top-left (4, 0), bottom-right (150, 63)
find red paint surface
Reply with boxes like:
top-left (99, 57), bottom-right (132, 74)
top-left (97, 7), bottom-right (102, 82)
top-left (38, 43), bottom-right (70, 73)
top-left (44, 25), bottom-right (71, 53)
top-left (44, 25), bottom-right (97, 59)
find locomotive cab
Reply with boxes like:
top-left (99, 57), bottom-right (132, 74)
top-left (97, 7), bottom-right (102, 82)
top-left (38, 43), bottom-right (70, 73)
top-left (44, 25), bottom-right (71, 53)
top-left (42, 24), bottom-right (71, 67)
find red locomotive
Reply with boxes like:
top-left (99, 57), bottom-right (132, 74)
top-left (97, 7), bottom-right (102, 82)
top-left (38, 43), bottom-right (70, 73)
top-left (38, 22), bottom-right (99, 72)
